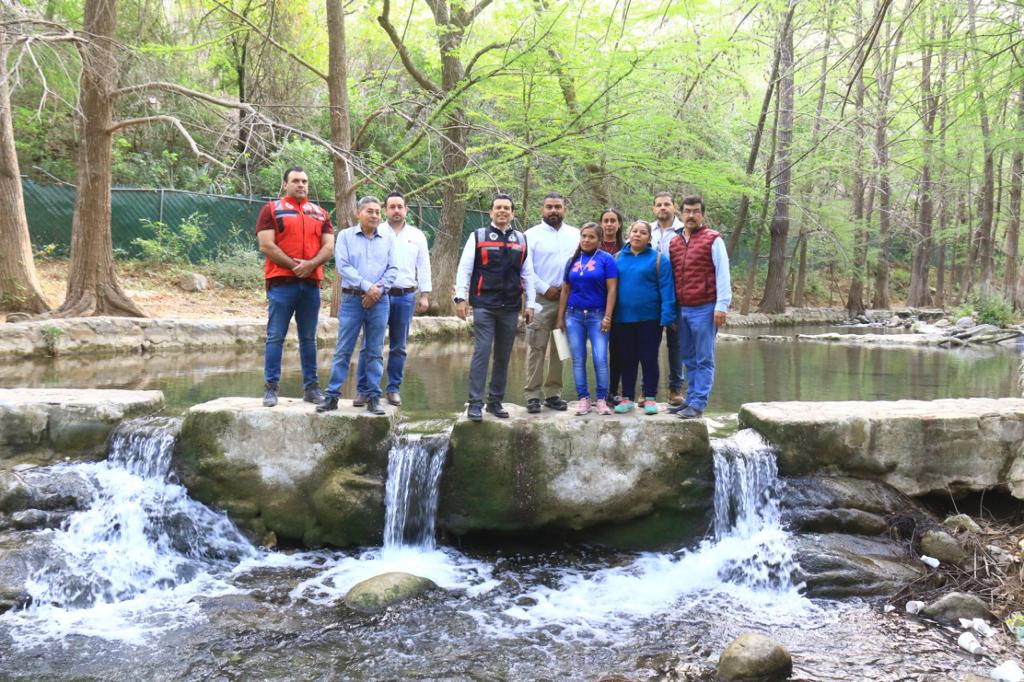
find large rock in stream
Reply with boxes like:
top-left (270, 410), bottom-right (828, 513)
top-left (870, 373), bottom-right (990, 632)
top-left (440, 405), bottom-right (713, 545)
top-left (175, 397), bottom-right (396, 547)
top-left (0, 388), bottom-right (164, 465)
top-left (740, 399), bottom-right (1024, 499)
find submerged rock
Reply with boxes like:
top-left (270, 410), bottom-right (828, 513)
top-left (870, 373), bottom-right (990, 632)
top-left (791, 534), bottom-right (927, 598)
top-left (919, 530), bottom-right (968, 566)
top-left (739, 398), bottom-right (1024, 500)
top-left (174, 397), bottom-right (395, 547)
top-left (440, 406), bottom-right (712, 543)
top-left (717, 632), bottom-right (792, 681)
top-left (343, 572), bottom-right (437, 613)
top-left (920, 592), bottom-right (993, 624)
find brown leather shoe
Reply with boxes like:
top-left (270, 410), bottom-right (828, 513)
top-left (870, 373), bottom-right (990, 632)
top-left (386, 392), bottom-right (402, 406)
top-left (352, 394), bottom-right (366, 407)
top-left (668, 390), bottom-right (684, 406)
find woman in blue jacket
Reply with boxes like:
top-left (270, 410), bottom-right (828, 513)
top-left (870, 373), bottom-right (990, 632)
top-left (612, 220), bottom-right (676, 414)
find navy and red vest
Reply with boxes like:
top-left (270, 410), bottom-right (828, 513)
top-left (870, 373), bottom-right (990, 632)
top-left (469, 226), bottom-right (529, 310)
top-left (264, 198), bottom-right (330, 282)
top-left (668, 225), bottom-right (720, 306)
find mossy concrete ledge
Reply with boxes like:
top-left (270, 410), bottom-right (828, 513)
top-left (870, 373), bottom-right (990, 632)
top-left (174, 397), bottom-right (397, 547)
top-left (739, 398), bottom-right (1024, 498)
top-left (0, 388), bottom-right (164, 464)
top-left (439, 405), bottom-right (713, 542)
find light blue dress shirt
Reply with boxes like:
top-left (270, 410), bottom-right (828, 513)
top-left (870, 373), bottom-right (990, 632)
top-left (335, 225), bottom-right (397, 293)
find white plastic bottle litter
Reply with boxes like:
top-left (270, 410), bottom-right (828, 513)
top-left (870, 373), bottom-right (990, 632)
top-left (992, 661), bottom-right (1024, 682)
top-left (920, 555), bottom-right (940, 568)
top-left (905, 600), bottom-right (925, 614)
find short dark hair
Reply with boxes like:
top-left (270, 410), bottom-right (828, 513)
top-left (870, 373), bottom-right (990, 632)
top-left (491, 193), bottom-right (515, 211)
top-left (681, 195), bottom-right (705, 212)
top-left (542, 192), bottom-right (564, 203)
top-left (283, 166), bottom-right (306, 183)
top-left (653, 191), bottom-right (674, 203)
top-left (385, 191), bottom-right (405, 206)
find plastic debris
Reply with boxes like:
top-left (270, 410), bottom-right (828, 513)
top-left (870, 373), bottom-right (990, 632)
top-left (1007, 613), bottom-right (1024, 641)
top-left (959, 617), bottom-right (994, 637)
top-left (884, 604), bottom-right (895, 613)
top-left (958, 631), bottom-right (983, 654)
top-left (920, 555), bottom-right (940, 568)
top-left (905, 601), bottom-right (925, 614)
top-left (992, 661), bottom-right (1024, 682)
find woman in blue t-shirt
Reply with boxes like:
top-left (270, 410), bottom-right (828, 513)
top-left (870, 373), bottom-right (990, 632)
top-left (557, 222), bottom-right (619, 415)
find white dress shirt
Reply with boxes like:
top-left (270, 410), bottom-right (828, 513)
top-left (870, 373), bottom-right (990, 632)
top-left (652, 215), bottom-right (684, 255)
top-left (379, 221), bottom-right (431, 292)
top-left (524, 221), bottom-right (580, 295)
top-left (455, 224), bottom-right (539, 310)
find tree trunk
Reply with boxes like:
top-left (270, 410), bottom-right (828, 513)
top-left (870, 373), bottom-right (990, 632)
top-left (326, 0), bottom-right (357, 317)
top-left (1006, 81), bottom-right (1023, 304)
top-left (0, 42), bottom-right (51, 314)
top-left (907, 23), bottom-right (936, 307)
top-left (793, 233), bottom-right (808, 306)
top-left (846, 5), bottom-right (868, 316)
top-left (56, 0), bottom-right (144, 317)
top-left (968, 0), bottom-right (995, 292)
top-left (757, 1), bottom-right (795, 314)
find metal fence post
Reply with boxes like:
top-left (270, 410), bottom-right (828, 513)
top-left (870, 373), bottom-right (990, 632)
top-left (158, 188), bottom-right (165, 224)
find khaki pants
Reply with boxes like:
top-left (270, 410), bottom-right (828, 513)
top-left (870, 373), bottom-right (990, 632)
top-left (524, 296), bottom-right (564, 401)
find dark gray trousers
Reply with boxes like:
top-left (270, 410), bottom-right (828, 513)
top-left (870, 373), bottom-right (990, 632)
top-left (468, 307), bottom-right (520, 405)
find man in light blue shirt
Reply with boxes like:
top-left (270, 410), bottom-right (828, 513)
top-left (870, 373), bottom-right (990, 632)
top-left (318, 196), bottom-right (397, 415)
top-left (652, 191), bottom-right (687, 406)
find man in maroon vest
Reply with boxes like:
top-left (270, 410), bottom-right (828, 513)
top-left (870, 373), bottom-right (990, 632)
top-left (665, 196), bottom-right (731, 419)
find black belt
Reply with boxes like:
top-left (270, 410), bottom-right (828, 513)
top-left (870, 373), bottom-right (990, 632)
top-left (341, 287), bottom-right (365, 296)
top-left (388, 287), bottom-right (416, 295)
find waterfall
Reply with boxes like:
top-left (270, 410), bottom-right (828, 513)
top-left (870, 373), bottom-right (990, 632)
top-left (23, 417), bottom-right (255, 611)
top-left (382, 434), bottom-right (448, 552)
top-left (710, 428), bottom-right (799, 592)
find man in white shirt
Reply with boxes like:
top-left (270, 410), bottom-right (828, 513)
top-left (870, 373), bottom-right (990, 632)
top-left (652, 191), bottom-right (685, 406)
top-left (354, 192), bottom-right (432, 406)
top-left (523, 192), bottom-right (579, 413)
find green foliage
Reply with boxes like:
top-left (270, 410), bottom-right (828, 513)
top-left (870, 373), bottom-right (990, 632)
top-left (970, 294), bottom-right (1016, 327)
top-left (255, 139), bottom-right (335, 201)
top-left (202, 227), bottom-right (264, 289)
top-left (41, 325), bottom-right (65, 356)
top-left (133, 212), bottom-right (208, 264)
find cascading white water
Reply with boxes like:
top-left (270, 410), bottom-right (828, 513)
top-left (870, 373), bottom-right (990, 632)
top-left (7, 417), bottom-right (255, 643)
top-left (382, 435), bottom-right (448, 551)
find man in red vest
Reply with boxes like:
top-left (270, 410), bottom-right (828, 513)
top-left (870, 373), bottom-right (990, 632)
top-left (256, 167), bottom-right (335, 407)
top-left (665, 196), bottom-right (731, 419)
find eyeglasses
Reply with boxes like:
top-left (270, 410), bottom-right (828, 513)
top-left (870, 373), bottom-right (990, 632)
top-left (681, 208), bottom-right (702, 215)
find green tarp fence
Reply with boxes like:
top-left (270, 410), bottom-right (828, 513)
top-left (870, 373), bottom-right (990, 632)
top-left (22, 177), bottom-right (492, 263)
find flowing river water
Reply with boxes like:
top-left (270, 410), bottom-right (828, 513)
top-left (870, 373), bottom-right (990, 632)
top-left (0, 334), bottom-right (1020, 678)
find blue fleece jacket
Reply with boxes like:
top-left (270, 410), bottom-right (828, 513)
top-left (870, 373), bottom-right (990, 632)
top-left (612, 245), bottom-right (676, 326)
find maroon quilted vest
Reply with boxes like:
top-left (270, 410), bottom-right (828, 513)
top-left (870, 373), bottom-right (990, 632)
top-left (668, 225), bottom-right (720, 306)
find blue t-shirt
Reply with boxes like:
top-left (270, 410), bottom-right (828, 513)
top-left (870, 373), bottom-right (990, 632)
top-left (563, 249), bottom-right (618, 310)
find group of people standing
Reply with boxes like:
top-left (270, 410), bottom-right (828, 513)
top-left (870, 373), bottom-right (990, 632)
top-left (456, 191), bottom-right (731, 422)
top-left (257, 166), bottom-right (731, 421)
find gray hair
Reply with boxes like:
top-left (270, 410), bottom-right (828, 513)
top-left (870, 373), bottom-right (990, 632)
top-left (357, 196), bottom-right (381, 211)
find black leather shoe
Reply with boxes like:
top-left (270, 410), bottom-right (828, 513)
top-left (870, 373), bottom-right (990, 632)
top-left (676, 405), bottom-right (703, 419)
top-left (316, 397), bottom-right (338, 412)
top-left (486, 401), bottom-right (510, 418)
top-left (352, 394), bottom-right (366, 407)
top-left (544, 396), bottom-right (568, 411)
top-left (666, 402), bottom-right (690, 414)
top-left (526, 398), bottom-right (542, 414)
top-left (366, 397), bottom-right (386, 415)
top-left (303, 385), bottom-right (325, 404)
top-left (467, 403), bottom-right (483, 422)
top-left (263, 382), bottom-right (278, 407)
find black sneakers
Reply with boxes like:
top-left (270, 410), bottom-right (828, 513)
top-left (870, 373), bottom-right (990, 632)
top-left (544, 396), bottom-right (568, 411)
top-left (486, 401), bottom-right (510, 418)
top-left (676, 405), bottom-right (703, 419)
top-left (304, 385), bottom-right (325, 404)
top-left (366, 397), bottom-right (386, 415)
top-left (316, 397), bottom-right (339, 413)
top-left (467, 403), bottom-right (483, 422)
top-left (527, 398), bottom-right (542, 414)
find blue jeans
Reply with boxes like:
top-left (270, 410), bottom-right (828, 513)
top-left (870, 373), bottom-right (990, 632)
top-left (565, 307), bottom-right (609, 399)
top-left (264, 281), bottom-right (320, 388)
top-left (325, 294), bottom-right (390, 400)
top-left (356, 291), bottom-right (415, 395)
top-left (678, 302), bottom-right (718, 411)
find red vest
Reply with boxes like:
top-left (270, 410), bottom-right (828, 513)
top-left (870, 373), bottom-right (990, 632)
top-left (668, 225), bottom-right (720, 306)
top-left (264, 198), bottom-right (330, 281)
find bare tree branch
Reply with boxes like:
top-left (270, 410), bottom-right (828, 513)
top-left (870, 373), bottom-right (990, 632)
top-left (378, 0), bottom-right (440, 94)
top-left (464, 41), bottom-right (506, 79)
top-left (208, 0), bottom-right (327, 81)
top-left (107, 114), bottom-right (230, 169)
top-left (466, 0), bottom-right (496, 25)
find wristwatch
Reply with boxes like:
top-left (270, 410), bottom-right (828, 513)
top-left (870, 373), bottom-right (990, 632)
top-left (453, 297), bottom-right (466, 304)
